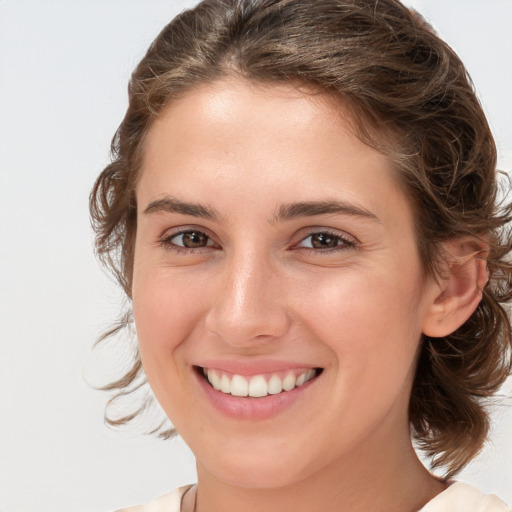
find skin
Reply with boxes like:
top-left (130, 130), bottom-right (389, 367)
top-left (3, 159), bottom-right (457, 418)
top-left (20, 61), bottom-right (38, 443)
top-left (131, 78), bottom-right (481, 512)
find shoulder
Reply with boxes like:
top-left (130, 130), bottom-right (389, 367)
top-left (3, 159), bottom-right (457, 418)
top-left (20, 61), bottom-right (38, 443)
top-left (114, 485), bottom-right (194, 512)
top-left (421, 482), bottom-right (511, 512)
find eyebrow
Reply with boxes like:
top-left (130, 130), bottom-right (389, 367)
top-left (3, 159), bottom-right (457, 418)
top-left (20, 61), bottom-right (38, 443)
top-left (272, 200), bottom-right (380, 223)
top-left (143, 196), bottom-right (221, 221)
top-left (143, 196), bottom-right (379, 224)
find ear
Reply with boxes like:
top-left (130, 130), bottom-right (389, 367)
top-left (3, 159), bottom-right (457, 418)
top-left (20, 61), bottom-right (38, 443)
top-left (422, 238), bottom-right (489, 338)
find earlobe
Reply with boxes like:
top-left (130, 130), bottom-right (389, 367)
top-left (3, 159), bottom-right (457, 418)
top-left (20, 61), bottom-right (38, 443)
top-left (422, 238), bottom-right (489, 338)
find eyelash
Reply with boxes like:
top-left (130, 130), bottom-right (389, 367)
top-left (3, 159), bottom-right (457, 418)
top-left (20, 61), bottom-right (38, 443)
top-left (295, 230), bottom-right (357, 253)
top-left (158, 227), bottom-right (357, 255)
top-left (158, 228), bottom-right (218, 254)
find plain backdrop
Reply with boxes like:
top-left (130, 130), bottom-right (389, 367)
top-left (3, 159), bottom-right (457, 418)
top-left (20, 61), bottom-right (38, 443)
top-left (0, 1), bottom-right (511, 511)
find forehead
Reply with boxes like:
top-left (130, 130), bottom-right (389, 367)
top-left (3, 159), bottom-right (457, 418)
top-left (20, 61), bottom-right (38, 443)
top-left (146, 78), bottom-right (348, 147)
top-left (138, 78), bottom-right (411, 227)
top-left (141, 77), bottom-right (392, 179)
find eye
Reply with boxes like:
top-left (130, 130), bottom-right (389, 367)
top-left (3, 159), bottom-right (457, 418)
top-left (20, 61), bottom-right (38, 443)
top-left (297, 231), bottom-right (355, 250)
top-left (164, 230), bottom-right (215, 249)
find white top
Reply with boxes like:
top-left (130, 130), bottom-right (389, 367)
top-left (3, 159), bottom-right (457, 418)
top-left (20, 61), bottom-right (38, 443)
top-left (116, 482), bottom-right (511, 512)
top-left (419, 482), bottom-right (511, 512)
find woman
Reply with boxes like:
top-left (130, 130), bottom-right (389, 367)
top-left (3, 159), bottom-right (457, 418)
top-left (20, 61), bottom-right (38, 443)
top-left (90, 0), bottom-right (512, 510)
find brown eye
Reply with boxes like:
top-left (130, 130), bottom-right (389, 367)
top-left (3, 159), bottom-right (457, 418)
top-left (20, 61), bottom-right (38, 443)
top-left (309, 233), bottom-right (339, 248)
top-left (297, 231), bottom-right (355, 250)
top-left (171, 230), bottom-right (212, 248)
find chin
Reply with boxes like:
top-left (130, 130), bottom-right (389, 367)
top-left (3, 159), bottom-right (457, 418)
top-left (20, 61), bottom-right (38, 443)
top-left (195, 438), bottom-right (321, 490)
top-left (210, 460), bottom-right (305, 489)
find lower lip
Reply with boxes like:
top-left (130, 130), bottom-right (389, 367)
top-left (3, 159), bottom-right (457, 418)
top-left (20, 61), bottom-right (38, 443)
top-left (194, 369), bottom-right (319, 421)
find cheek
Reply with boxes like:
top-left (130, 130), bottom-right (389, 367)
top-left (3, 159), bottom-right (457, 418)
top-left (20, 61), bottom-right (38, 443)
top-left (298, 266), bottom-right (424, 371)
top-left (131, 270), bottom-right (207, 419)
top-left (298, 272), bottom-right (424, 433)
top-left (132, 270), bottom-right (205, 360)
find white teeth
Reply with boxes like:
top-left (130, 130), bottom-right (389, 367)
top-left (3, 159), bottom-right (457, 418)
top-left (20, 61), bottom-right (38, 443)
top-left (267, 375), bottom-right (283, 395)
top-left (231, 374), bottom-right (249, 397)
top-left (204, 368), bottom-right (318, 397)
top-left (208, 369), bottom-right (221, 390)
top-left (282, 373), bottom-right (296, 391)
top-left (248, 375), bottom-right (268, 397)
top-left (220, 374), bottom-right (231, 394)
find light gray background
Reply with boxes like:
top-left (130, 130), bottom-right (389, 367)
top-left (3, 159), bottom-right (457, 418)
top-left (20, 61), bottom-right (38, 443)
top-left (0, 1), bottom-right (511, 511)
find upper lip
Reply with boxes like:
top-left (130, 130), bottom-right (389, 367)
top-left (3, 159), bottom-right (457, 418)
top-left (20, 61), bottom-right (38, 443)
top-left (195, 359), bottom-right (321, 376)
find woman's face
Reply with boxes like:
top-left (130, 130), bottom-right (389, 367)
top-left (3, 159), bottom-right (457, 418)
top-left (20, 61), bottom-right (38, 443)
top-left (132, 79), bottom-right (440, 488)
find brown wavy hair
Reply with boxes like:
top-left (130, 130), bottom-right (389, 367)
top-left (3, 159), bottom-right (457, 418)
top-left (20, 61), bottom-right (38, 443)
top-left (90, 0), bottom-right (512, 477)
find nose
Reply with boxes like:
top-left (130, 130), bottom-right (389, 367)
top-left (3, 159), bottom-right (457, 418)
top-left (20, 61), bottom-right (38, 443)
top-left (204, 250), bottom-right (291, 347)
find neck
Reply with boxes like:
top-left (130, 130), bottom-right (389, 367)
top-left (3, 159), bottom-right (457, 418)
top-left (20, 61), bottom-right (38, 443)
top-left (191, 434), bottom-right (446, 512)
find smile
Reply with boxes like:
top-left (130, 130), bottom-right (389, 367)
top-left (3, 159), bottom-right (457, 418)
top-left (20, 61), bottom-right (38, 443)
top-left (200, 367), bottom-right (321, 398)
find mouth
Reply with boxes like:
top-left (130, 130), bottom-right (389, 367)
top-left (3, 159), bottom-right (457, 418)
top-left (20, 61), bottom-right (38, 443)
top-left (195, 366), bottom-right (323, 398)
